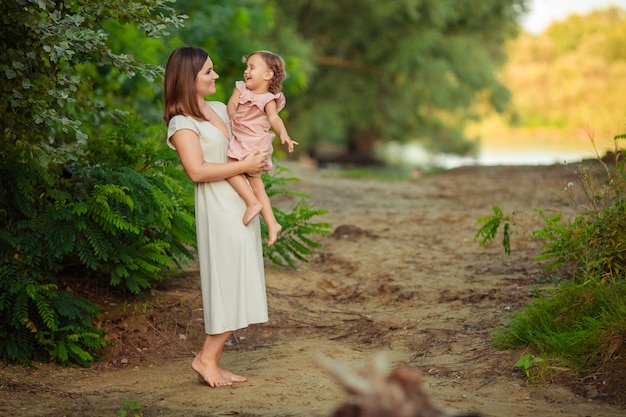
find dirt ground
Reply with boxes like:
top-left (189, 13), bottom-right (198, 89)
top-left (1, 161), bottom-right (625, 417)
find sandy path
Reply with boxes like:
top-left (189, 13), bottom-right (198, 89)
top-left (1, 162), bottom-right (624, 417)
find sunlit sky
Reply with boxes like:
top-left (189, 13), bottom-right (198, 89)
top-left (521, 0), bottom-right (626, 33)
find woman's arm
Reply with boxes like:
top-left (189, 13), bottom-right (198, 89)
top-left (170, 128), bottom-right (266, 183)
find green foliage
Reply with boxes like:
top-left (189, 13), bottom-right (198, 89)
top-left (532, 137), bottom-right (626, 282)
top-left (78, 19), bottom-right (171, 126)
top-left (119, 398), bottom-right (143, 417)
top-left (1, 113), bottom-right (196, 294)
top-left (261, 166), bottom-right (332, 266)
top-left (0, 0), bottom-right (185, 146)
top-left (1, 0), bottom-right (193, 367)
top-left (0, 112), bottom-right (196, 366)
top-left (275, 0), bottom-right (528, 156)
top-left (0, 276), bottom-right (109, 367)
top-left (499, 7), bottom-right (626, 132)
top-left (474, 205), bottom-right (513, 255)
top-left (531, 210), bottom-right (592, 276)
top-left (485, 132), bottom-right (626, 378)
top-left (494, 280), bottom-right (626, 372)
top-left (513, 353), bottom-right (545, 382)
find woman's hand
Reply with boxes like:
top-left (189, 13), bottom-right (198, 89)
top-left (241, 151), bottom-right (267, 176)
top-left (228, 112), bottom-right (240, 127)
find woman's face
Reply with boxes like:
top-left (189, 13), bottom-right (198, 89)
top-left (195, 56), bottom-right (219, 98)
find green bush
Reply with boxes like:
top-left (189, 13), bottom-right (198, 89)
top-left (533, 144), bottom-right (626, 281)
top-left (261, 165), bottom-right (332, 266)
top-left (477, 132), bottom-right (626, 378)
top-left (0, 113), bottom-right (196, 366)
top-left (1, 0), bottom-right (186, 367)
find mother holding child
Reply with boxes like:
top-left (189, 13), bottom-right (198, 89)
top-left (163, 46), bottom-right (290, 387)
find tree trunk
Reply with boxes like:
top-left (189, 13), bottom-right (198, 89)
top-left (344, 126), bottom-right (382, 165)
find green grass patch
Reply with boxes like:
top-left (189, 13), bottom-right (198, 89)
top-left (494, 279), bottom-right (626, 372)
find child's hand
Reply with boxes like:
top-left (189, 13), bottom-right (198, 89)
top-left (280, 133), bottom-right (299, 153)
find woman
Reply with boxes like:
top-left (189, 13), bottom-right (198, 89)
top-left (163, 46), bottom-right (269, 387)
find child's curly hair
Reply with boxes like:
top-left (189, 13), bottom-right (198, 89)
top-left (245, 50), bottom-right (287, 94)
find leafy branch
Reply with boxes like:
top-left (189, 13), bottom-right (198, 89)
top-left (474, 205), bottom-right (513, 255)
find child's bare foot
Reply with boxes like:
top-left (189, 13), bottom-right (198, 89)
top-left (243, 202), bottom-right (263, 226)
top-left (267, 222), bottom-right (282, 246)
top-left (192, 357), bottom-right (232, 387)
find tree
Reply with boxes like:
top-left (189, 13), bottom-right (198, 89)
top-left (0, 0), bottom-right (190, 367)
top-left (499, 7), bottom-right (626, 134)
top-left (0, 0), bottom-right (184, 146)
top-left (276, 0), bottom-right (529, 161)
top-left (167, 0), bottom-right (313, 112)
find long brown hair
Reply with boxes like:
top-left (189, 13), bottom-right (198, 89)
top-left (163, 46), bottom-right (210, 124)
top-left (246, 50), bottom-right (287, 95)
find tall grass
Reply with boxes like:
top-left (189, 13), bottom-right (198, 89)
top-left (493, 279), bottom-right (626, 371)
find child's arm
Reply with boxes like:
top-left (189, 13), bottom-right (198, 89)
top-left (226, 87), bottom-right (241, 125)
top-left (265, 99), bottom-right (298, 153)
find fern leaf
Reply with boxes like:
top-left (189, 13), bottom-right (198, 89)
top-left (35, 297), bottom-right (57, 331)
top-left (68, 341), bottom-right (94, 365)
top-left (53, 340), bottom-right (69, 363)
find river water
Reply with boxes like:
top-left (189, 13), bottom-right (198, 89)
top-left (382, 135), bottom-right (620, 169)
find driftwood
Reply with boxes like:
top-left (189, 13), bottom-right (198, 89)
top-left (319, 356), bottom-right (482, 417)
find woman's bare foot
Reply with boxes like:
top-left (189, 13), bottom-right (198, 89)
top-left (267, 222), bottom-right (282, 246)
top-left (221, 369), bottom-right (247, 383)
top-left (243, 202), bottom-right (263, 226)
top-left (192, 357), bottom-right (232, 387)
top-left (197, 369), bottom-right (246, 385)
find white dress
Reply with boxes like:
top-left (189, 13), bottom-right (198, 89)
top-left (166, 101), bottom-right (268, 334)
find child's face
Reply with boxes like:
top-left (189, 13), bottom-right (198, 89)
top-left (243, 54), bottom-right (273, 92)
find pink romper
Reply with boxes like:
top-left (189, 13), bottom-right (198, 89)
top-left (227, 81), bottom-right (286, 177)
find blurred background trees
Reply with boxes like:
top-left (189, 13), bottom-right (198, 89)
top-left (497, 7), bottom-right (626, 135)
top-left (3, 1), bottom-right (625, 164)
top-left (163, 1), bottom-right (625, 162)
top-left (274, 0), bottom-right (527, 162)
top-left (104, 0), bottom-right (531, 161)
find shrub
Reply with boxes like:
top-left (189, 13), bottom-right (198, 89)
top-left (261, 165), bottom-right (332, 266)
top-left (476, 131), bottom-right (626, 381)
top-left (0, 113), bottom-right (196, 366)
top-left (533, 143), bottom-right (626, 282)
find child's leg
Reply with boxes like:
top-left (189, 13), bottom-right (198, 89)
top-left (226, 173), bottom-right (263, 226)
top-left (248, 177), bottom-right (282, 246)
